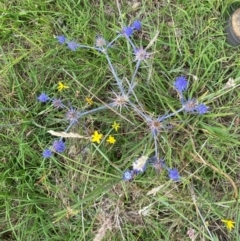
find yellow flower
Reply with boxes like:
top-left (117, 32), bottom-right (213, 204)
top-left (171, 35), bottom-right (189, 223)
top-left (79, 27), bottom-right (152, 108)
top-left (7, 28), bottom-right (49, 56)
top-left (57, 81), bottom-right (69, 91)
top-left (106, 135), bottom-right (116, 144)
top-left (221, 219), bottom-right (235, 231)
top-left (85, 97), bottom-right (93, 105)
top-left (91, 131), bottom-right (103, 144)
top-left (112, 121), bottom-right (120, 131)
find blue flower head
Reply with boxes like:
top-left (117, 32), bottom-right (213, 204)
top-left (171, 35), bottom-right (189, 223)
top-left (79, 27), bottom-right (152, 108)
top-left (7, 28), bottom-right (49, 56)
top-left (195, 103), bottom-right (209, 115)
top-left (37, 93), bottom-right (49, 103)
top-left (122, 27), bottom-right (133, 37)
top-left (182, 99), bottom-right (209, 115)
top-left (168, 168), bottom-right (180, 181)
top-left (173, 76), bottom-right (188, 93)
top-left (42, 149), bottom-right (52, 158)
top-left (66, 40), bottom-right (80, 51)
top-left (131, 20), bottom-right (142, 31)
top-left (56, 35), bottom-right (66, 44)
top-left (53, 140), bottom-right (65, 153)
top-left (122, 169), bottom-right (134, 181)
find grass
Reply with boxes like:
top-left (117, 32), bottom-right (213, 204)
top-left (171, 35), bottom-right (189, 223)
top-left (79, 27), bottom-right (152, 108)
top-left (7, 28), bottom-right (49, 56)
top-left (1, 0), bottom-right (240, 240)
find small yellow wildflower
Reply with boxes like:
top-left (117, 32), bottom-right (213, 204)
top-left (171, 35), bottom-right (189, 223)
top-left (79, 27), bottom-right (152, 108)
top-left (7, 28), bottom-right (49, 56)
top-left (57, 81), bottom-right (69, 91)
top-left (106, 135), bottom-right (116, 144)
top-left (85, 97), bottom-right (93, 105)
top-left (91, 131), bottom-right (103, 144)
top-left (221, 219), bottom-right (235, 231)
top-left (112, 121), bottom-right (120, 131)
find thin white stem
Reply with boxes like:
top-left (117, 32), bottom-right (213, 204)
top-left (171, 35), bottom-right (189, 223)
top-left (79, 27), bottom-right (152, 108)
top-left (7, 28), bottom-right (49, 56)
top-left (159, 107), bottom-right (185, 121)
top-left (104, 52), bottom-right (125, 95)
top-left (107, 34), bottom-right (121, 48)
top-left (128, 59), bottom-right (141, 95)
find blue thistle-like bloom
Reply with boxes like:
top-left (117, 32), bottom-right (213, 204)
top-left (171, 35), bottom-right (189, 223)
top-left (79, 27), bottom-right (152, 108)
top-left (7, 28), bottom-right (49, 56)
top-left (131, 20), bottom-right (142, 31)
top-left (53, 140), bottom-right (65, 153)
top-left (66, 40), bottom-right (80, 51)
top-left (195, 103), bottom-right (209, 115)
top-left (122, 169), bottom-right (134, 181)
top-left (182, 99), bottom-right (209, 115)
top-left (37, 93), bottom-right (50, 103)
top-left (65, 108), bottom-right (79, 124)
top-left (122, 27), bottom-right (133, 37)
top-left (149, 157), bottom-right (165, 172)
top-left (148, 118), bottom-right (163, 136)
top-left (56, 35), bottom-right (66, 44)
top-left (134, 47), bottom-right (150, 61)
top-left (52, 98), bottom-right (64, 109)
top-left (95, 36), bottom-right (107, 48)
top-left (182, 98), bottom-right (198, 112)
top-left (42, 149), bottom-right (52, 158)
top-left (168, 168), bottom-right (180, 181)
top-left (173, 76), bottom-right (188, 93)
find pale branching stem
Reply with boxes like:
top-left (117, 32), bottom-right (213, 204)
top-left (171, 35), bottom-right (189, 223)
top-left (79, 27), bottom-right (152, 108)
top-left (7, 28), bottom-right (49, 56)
top-left (160, 107), bottom-right (185, 121)
top-left (128, 59), bottom-right (141, 95)
top-left (125, 35), bottom-right (136, 49)
top-left (153, 133), bottom-right (159, 159)
top-left (78, 45), bottom-right (103, 52)
top-left (78, 104), bottom-right (114, 118)
top-left (107, 34), bottom-right (121, 48)
top-left (104, 52), bottom-right (125, 95)
top-left (59, 121), bottom-right (76, 141)
top-left (64, 122), bottom-right (75, 133)
top-left (128, 101), bottom-right (151, 122)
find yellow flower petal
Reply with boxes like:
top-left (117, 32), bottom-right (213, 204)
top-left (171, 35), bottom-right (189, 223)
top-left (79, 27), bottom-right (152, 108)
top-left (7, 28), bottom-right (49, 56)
top-left (57, 81), bottom-right (69, 91)
top-left (112, 121), bottom-right (120, 131)
top-left (106, 135), bottom-right (116, 144)
top-left (221, 219), bottom-right (235, 231)
top-left (91, 131), bottom-right (103, 144)
top-left (85, 97), bottom-right (93, 105)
